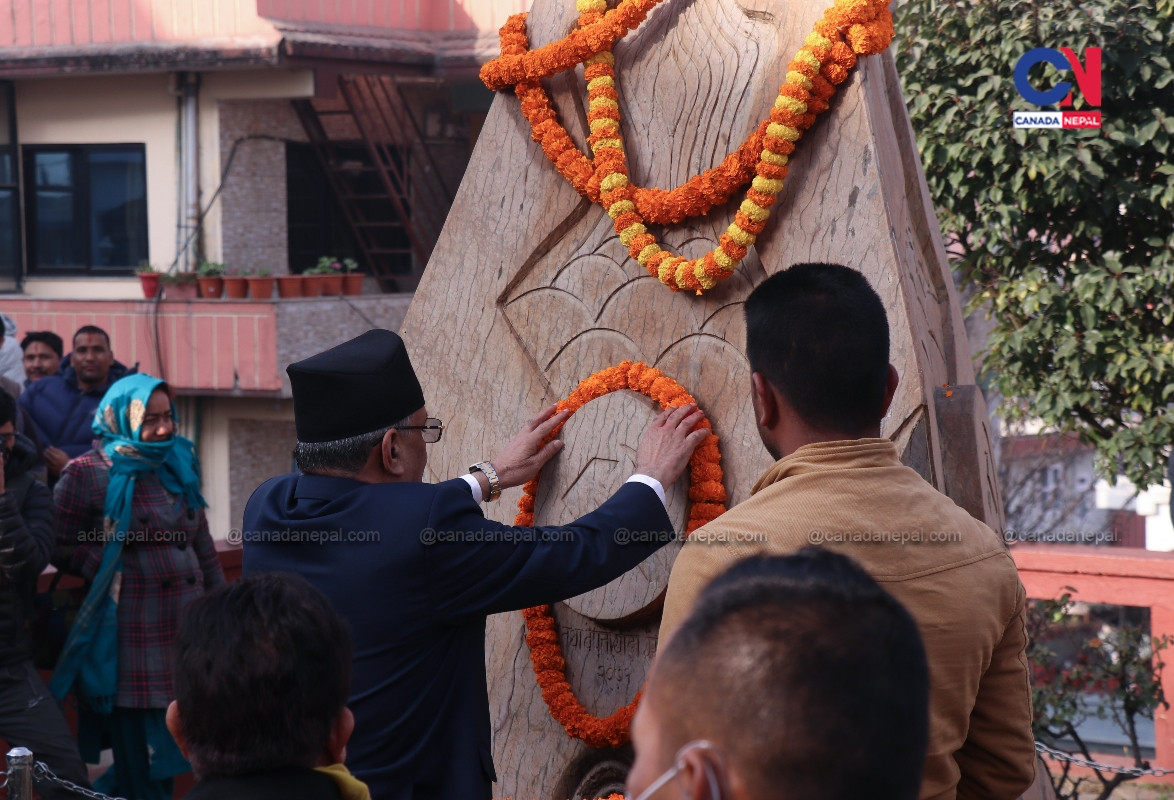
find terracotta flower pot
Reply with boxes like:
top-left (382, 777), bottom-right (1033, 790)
top-left (246, 276), bottom-right (275, 299)
top-left (301, 274), bottom-right (322, 297)
top-left (138, 273), bottom-right (161, 299)
top-left (276, 275), bottom-right (304, 298)
top-left (197, 276), bottom-right (224, 299)
top-left (163, 279), bottom-right (199, 300)
top-left (341, 273), bottom-right (364, 296)
top-left (318, 274), bottom-right (343, 296)
top-left (223, 277), bottom-right (249, 299)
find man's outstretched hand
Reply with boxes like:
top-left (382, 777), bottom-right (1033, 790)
top-left (634, 404), bottom-right (709, 488)
top-left (484, 402), bottom-right (708, 495)
top-left (490, 405), bottom-right (571, 490)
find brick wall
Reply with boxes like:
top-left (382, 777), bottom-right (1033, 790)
top-left (228, 416), bottom-right (297, 530)
top-left (218, 100), bottom-right (308, 276)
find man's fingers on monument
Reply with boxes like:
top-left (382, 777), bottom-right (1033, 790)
top-left (658, 403), bottom-right (697, 428)
top-left (674, 407), bottom-right (705, 431)
top-left (532, 407), bottom-right (572, 437)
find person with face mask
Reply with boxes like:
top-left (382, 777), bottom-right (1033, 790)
top-left (50, 374), bottom-right (225, 800)
top-left (628, 549), bottom-right (929, 800)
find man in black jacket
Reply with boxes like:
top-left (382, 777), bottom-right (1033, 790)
top-left (0, 391), bottom-right (91, 798)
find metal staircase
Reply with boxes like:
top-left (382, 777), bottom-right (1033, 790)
top-left (292, 74), bottom-right (453, 292)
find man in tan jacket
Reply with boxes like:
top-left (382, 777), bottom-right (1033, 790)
top-left (659, 263), bottom-right (1035, 800)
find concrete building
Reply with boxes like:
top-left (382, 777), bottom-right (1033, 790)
top-left (0, 0), bottom-right (523, 537)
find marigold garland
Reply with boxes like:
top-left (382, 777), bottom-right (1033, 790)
top-left (480, 0), bottom-right (895, 294)
top-left (516, 361), bottom-right (726, 748)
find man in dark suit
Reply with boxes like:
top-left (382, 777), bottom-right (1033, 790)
top-left (243, 330), bottom-right (707, 800)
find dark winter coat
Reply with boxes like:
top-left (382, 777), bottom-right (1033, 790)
top-left (18, 357), bottom-right (136, 460)
top-left (0, 433), bottom-right (55, 666)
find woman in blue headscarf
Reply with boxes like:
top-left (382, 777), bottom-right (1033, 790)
top-left (51, 373), bottom-right (225, 800)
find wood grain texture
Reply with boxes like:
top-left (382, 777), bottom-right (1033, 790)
top-left (401, 0), bottom-right (1001, 796)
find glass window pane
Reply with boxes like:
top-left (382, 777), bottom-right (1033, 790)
top-left (0, 189), bottom-right (17, 278)
top-left (0, 153), bottom-right (11, 187)
top-left (34, 152), bottom-right (71, 188)
top-left (32, 151), bottom-right (81, 269)
top-left (89, 149), bottom-right (146, 268)
top-left (0, 86), bottom-right (10, 147)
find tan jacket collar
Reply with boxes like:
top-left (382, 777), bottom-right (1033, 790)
top-left (751, 438), bottom-right (900, 495)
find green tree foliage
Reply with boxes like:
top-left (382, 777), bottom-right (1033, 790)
top-left (894, 0), bottom-right (1174, 487)
top-left (1027, 593), bottom-right (1169, 799)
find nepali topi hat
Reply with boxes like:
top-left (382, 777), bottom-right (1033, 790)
top-left (287, 329), bottom-right (425, 443)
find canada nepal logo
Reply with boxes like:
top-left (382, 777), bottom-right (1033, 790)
top-left (1012, 47), bottom-right (1102, 130)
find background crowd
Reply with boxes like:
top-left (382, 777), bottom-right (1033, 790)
top-left (0, 315), bottom-right (222, 800)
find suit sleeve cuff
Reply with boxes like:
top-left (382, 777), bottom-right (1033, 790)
top-left (460, 473), bottom-right (484, 504)
top-left (626, 474), bottom-right (666, 508)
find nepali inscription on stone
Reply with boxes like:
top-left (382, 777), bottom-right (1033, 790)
top-left (555, 605), bottom-right (658, 718)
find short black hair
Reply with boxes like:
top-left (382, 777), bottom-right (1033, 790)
top-left (744, 263), bottom-right (891, 436)
top-left (172, 573), bottom-right (352, 779)
top-left (21, 331), bottom-right (64, 358)
top-left (73, 325), bottom-right (110, 348)
top-left (654, 548), bottom-right (929, 800)
top-left (0, 390), bottom-right (15, 428)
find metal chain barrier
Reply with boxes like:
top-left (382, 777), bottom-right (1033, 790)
top-left (5, 747), bottom-right (128, 800)
top-left (32, 760), bottom-right (128, 800)
top-left (1035, 741), bottom-right (1174, 778)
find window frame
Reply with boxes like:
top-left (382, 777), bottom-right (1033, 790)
top-left (0, 81), bottom-right (21, 291)
top-left (22, 142), bottom-right (149, 276)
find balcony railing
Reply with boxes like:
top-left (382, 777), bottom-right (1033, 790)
top-left (5, 294), bottom-right (412, 395)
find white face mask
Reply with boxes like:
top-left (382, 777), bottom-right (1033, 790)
top-left (632, 740), bottom-right (722, 800)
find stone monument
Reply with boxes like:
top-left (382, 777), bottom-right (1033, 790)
top-left (401, 0), bottom-right (1002, 796)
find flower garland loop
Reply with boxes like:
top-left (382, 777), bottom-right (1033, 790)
top-left (480, 0), bottom-right (895, 294)
top-left (515, 361), bottom-right (726, 748)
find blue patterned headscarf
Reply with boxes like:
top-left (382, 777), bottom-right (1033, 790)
top-left (93, 373), bottom-right (206, 539)
top-left (51, 373), bottom-right (206, 712)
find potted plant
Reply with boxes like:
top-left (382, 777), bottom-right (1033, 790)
top-left (197, 261), bottom-right (225, 299)
top-left (162, 270), bottom-right (199, 300)
top-left (135, 262), bottom-right (161, 299)
top-left (223, 268), bottom-right (249, 299)
top-left (309, 257), bottom-right (344, 296)
top-left (246, 269), bottom-right (275, 300)
top-left (276, 272), bottom-right (305, 299)
top-left (339, 258), bottom-right (363, 296)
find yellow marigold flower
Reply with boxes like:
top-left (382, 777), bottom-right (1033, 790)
top-left (727, 224), bottom-right (756, 247)
top-left (775, 96), bottom-right (808, 115)
top-left (600, 173), bottom-right (628, 192)
top-left (766, 122), bottom-right (800, 141)
top-left (675, 259), bottom-right (692, 288)
top-left (589, 118), bottom-right (617, 134)
top-left (658, 257), bottom-right (676, 284)
top-left (589, 97), bottom-right (620, 111)
top-left (805, 32), bottom-right (833, 51)
top-left (796, 50), bottom-right (822, 71)
top-left (585, 51), bottom-right (614, 66)
top-left (760, 150), bottom-right (789, 167)
top-left (619, 223), bottom-right (647, 247)
top-left (694, 261), bottom-right (717, 289)
top-left (607, 200), bottom-right (636, 219)
top-left (587, 76), bottom-right (615, 91)
top-left (576, 0), bottom-right (606, 11)
top-left (714, 249), bottom-right (735, 271)
top-left (637, 243), bottom-right (661, 267)
top-left (593, 137), bottom-right (625, 151)
top-left (786, 70), bottom-right (814, 90)
top-left (752, 176), bottom-right (785, 194)
top-left (739, 199), bottom-right (770, 222)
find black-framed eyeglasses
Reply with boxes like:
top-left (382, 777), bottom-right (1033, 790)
top-left (395, 417), bottom-right (444, 444)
